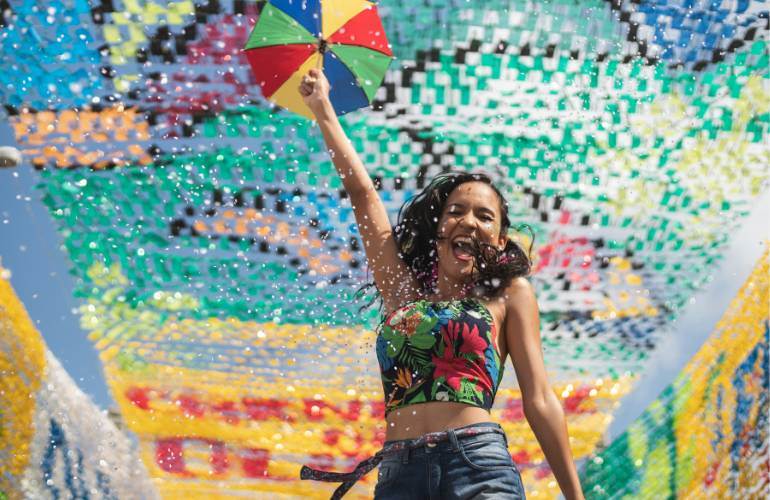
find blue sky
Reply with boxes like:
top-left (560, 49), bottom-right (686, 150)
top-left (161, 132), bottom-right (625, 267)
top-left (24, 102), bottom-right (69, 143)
top-left (1, 119), bottom-right (767, 433)
top-left (0, 121), bottom-right (114, 408)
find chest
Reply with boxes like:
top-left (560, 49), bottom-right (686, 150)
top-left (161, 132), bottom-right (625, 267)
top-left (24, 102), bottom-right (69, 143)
top-left (377, 299), bottom-right (502, 359)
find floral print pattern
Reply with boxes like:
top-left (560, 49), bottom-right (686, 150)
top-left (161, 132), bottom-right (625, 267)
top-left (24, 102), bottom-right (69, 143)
top-left (376, 298), bottom-right (504, 415)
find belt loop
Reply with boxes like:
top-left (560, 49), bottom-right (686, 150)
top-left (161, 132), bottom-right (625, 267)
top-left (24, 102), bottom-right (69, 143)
top-left (400, 447), bottom-right (411, 464)
top-left (501, 429), bottom-right (509, 447)
top-left (447, 428), bottom-right (461, 452)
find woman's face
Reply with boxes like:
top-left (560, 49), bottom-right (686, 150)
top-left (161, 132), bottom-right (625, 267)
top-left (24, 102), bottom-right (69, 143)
top-left (435, 181), bottom-right (507, 283)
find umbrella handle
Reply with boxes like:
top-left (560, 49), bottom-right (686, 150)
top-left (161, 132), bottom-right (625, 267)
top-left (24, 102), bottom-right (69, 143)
top-left (316, 52), bottom-right (323, 70)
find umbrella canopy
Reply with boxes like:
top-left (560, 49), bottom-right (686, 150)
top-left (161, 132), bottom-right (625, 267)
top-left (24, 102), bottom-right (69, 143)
top-left (244, 0), bottom-right (394, 119)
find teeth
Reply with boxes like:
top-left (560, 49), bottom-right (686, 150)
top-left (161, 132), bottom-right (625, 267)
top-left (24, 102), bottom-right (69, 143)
top-left (452, 239), bottom-right (472, 252)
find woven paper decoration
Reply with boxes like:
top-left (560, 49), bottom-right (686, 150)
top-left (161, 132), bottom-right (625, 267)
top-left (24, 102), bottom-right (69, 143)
top-left (0, 266), bottom-right (156, 500)
top-left (1, 0), bottom-right (768, 497)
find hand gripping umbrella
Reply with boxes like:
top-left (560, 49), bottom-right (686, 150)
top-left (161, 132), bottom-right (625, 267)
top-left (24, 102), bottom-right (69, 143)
top-left (244, 0), bottom-right (393, 119)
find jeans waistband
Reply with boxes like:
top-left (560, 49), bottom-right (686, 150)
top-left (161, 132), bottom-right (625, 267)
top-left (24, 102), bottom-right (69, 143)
top-left (300, 422), bottom-right (506, 499)
top-left (382, 422), bottom-right (506, 457)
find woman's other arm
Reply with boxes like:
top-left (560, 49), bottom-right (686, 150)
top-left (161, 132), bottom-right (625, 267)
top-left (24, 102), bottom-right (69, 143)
top-left (504, 277), bottom-right (585, 500)
top-left (299, 69), bottom-right (419, 311)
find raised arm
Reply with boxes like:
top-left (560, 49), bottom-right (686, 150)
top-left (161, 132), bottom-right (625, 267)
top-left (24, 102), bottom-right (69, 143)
top-left (299, 68), bottom-right (419, 312)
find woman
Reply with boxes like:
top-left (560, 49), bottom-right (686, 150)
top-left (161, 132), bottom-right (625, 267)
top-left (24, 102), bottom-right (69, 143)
top-left (297, 68), bottom-right (585, 500)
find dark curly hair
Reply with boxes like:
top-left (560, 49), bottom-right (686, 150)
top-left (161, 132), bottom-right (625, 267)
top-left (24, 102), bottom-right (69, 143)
top-left (355, 171), bottom-right (533, 314)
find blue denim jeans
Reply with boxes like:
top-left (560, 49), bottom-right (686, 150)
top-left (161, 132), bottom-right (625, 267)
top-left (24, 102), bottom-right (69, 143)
top-left (374, 422), bottom-right (526, 499)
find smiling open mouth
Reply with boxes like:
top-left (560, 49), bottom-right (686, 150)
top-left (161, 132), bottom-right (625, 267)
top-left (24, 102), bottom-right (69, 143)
top-left (451, 239), bottom-right (474, 262)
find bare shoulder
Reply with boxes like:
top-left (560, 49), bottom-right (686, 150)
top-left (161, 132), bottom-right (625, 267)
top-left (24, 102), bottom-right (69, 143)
top-left (503, 277), bottom-right (536, 302)
top-left (487, 276), bottom-right (535, 312)
top-left (381, 281), bottom-right (422, 317)
top-left (501, 277), bottom-right (539, 321)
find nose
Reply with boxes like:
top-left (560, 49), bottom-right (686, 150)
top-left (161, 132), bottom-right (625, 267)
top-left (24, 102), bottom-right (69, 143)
top-left (457, 214), bottom-right (480, 231)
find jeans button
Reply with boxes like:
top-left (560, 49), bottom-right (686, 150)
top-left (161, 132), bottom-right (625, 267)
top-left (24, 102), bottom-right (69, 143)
top-left (426, 442), bottom-right (437, 448)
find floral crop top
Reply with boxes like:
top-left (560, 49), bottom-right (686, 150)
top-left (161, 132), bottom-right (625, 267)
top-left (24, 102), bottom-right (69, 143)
top-left (375, 297), bottom-right (504, 415)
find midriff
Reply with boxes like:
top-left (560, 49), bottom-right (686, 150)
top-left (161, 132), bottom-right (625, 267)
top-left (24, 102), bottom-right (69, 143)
top-left (384, 401), bottom-right (493, 441)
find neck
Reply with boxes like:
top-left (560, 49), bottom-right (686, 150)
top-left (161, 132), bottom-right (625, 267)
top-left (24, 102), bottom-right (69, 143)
top-left (432, 271), bottom-right (471, 301)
